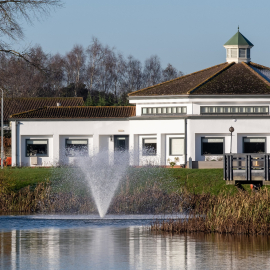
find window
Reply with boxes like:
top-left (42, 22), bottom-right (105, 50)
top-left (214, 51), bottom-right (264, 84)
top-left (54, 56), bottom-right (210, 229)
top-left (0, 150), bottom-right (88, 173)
top-left (243, 138), bottom-right (265, 153)
top-left (26, 139), bottom-right (48, 157)
top-left (143, 138), bottom-right (157, 156)
top-left (239, 48), bottom-right (246, 58)
top-left (226, 49), bottom-right (231, 58)
top-left (65, 139), bottom-right (88, 156)
top-left (201, 106), bottom-right (269, 115)
top-left (169, 138), bottom-right (184, 156)
top-left (231, 48), bottom-right (237, 58)
top-left (142, 107), bottom-right (187, 115)
top-left (247, 48), bottom-right (250, 58)
top-left (201, 138), bottom-right (224, 155)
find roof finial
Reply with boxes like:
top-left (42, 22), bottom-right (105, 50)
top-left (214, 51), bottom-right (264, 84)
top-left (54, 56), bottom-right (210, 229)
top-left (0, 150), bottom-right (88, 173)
top-left (238, 25), bottom-right (239, 32)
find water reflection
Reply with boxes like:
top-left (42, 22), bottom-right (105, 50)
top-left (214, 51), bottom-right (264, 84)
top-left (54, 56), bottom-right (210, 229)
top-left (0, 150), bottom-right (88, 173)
top-left (1, 225), bottom-right (270, 269)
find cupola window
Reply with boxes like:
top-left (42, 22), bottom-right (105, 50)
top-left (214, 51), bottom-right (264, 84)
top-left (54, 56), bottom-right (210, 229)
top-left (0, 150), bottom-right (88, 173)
top-left (239, 48), bottom-right (246, 58)
top-left (231, 49), bottom-right (237, 58)
top-left (247, 48), bottom-right (250, 58)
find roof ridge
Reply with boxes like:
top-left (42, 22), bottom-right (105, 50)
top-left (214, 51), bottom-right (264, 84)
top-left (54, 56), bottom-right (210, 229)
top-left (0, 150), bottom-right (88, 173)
top-left (187, 62), bottom-right (234, 94)
top-left (250, 62), bottom-right (270, 71)
top-left (128, 63), bottom-right (228, 96)
top-left (242, 62), bottom-right (270, 88)
top-left (5, 97), bottom-right (83, 100)
top-left (48, 106), bottom-right (135, 108)
top-left (10, 106), bottom-right (48, 118)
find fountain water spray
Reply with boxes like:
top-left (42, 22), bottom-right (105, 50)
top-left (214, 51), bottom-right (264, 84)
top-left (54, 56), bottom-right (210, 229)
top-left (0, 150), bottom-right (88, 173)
top-left (77, 150), bottom-right (130, 218)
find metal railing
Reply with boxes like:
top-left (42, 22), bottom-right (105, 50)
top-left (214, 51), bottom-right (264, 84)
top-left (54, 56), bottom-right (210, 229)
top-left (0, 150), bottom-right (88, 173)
top-left (224, 154), bottom-right (269, 181)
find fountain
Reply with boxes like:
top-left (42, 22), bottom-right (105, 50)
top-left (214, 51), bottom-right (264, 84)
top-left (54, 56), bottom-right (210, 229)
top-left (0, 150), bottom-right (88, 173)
top-left (76, 150), bottom-right (130, 218)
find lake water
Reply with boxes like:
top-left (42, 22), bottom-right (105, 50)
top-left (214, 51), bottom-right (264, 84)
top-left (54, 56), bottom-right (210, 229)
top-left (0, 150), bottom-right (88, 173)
top-left (1, 215), bottom-right (270, 270)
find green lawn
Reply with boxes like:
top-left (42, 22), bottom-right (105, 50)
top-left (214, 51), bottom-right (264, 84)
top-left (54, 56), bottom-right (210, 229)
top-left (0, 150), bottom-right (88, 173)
top-left (0, 167), bottom-right (53, 191)
top-left (1, 167), bottom-right (239, 195)
top-left (126, 167), bottom-right (238, 195)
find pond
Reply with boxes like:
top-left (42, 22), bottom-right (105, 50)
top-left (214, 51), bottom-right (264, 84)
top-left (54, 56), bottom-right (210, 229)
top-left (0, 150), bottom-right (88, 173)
top-left (1, 215), bottom-right (270, 270)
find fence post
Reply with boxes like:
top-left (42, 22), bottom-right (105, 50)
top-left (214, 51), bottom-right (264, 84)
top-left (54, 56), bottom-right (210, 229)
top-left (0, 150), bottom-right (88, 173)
top-left (245, 155), bottom-right (248, 181)
top-left (223, 155), bottom-right (226, 180)
top-left (266, 155), bottom-right (269, 181)
top-left (248, 155), bottom-right (251, 181)
top-left (229, 155), bottom-right (233, 181)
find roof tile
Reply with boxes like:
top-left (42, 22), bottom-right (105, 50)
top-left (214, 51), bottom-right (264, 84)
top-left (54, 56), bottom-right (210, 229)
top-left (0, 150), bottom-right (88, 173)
top-left (1, 97), bottom-right (84, 122)
top-left (10, 106), bottom-right (136, 119)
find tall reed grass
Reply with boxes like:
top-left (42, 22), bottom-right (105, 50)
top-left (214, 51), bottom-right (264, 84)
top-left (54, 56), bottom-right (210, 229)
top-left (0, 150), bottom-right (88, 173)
top-left (151, 188), bottom-right (270, 235)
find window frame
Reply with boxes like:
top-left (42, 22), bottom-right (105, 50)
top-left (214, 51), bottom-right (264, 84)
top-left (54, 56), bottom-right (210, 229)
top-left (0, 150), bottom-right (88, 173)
top-left (239, 48), bottom-right (246, 58)
top-left (141, 106), bottom-right (187, 115)
top-left (26, 139), bottom-right (49, 157)
top-left (169, 137), bottom-right (185, 156)
top-left (200, 106), bottom-right (269, 115)
top-left (142, 137), bottom-right (157, 156)
top-left (242, 137), bottom-right (266, 154)
top-left (65, 139), bottom-right (89, 157)
top-left (201, 137), bottom-right (225, 156)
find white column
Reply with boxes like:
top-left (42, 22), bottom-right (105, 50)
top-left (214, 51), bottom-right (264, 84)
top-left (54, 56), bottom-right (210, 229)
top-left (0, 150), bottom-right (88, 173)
top-left (129, 134), bottom-right (134, 166)
top-left (93, 134), bottom-right (99, 154)
top-left (11, 121), bottom-right (16, 166)
top-left (157, 133), bottom-right (162, 165)
top-left (53, 134), bottom-right (59, 166)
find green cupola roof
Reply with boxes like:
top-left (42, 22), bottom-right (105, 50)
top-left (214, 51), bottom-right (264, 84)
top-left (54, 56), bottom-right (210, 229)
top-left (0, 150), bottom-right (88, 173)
top-left (224, 29), bottom-right (254, 46)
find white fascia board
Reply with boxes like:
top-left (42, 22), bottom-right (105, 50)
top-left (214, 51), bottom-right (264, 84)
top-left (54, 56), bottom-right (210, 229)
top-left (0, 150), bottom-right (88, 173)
top-left (129, 95), bottom-right (270, 104)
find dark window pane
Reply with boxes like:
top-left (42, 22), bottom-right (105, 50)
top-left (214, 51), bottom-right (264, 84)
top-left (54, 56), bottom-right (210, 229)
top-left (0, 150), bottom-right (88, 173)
top-left (202, 142), bottom-right (223, 155)
top-left (243, 142), bottom-right (265, 153)
top-left (27, 143), bottom-right (48, 157)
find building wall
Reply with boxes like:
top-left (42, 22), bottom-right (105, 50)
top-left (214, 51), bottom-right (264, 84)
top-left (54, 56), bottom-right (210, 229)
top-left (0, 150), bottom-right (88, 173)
top-left (188, 118), bottom-right (270, 161)
top-left (130, 97), bottom-right (270, 116)
top-left (10, 96), bottom-right (270, 167)
top-left (11, 120), bottom-right (130, 167)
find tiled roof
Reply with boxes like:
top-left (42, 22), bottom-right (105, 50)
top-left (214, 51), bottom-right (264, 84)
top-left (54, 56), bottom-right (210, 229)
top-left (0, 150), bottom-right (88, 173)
top-left (193, 62), bottom-right (270, 95)
top-left (128, 62), bottom-right (270, 96)
top-left (10, 106), bottom-right (136, 119)
top-left (1, 97), bottom-right (84, 122)
top-left (128, 63), bottom-right (230, 96)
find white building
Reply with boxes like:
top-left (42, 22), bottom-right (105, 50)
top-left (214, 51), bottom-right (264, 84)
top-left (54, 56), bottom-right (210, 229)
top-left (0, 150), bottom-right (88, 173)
top-left (10, 30), bottom-right (270, 167)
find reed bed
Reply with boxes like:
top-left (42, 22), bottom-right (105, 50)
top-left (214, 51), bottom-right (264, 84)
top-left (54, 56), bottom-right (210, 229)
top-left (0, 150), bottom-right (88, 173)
top-left (0, 177), bottom-right (183, 214)
top-left (151, 188), bottom-right (270, 235)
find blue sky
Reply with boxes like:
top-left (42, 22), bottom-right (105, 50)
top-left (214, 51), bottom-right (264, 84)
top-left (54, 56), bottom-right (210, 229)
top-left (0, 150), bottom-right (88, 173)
top-left (13, 0), bottom-right (270, 74)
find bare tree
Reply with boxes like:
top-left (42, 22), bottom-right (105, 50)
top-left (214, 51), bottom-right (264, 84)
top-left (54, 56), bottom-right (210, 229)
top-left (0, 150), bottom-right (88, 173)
top-left (64, 45), bottom-right (85, 97)
top-left (162, 63), bottom-right (183, 82)
top-left (143, 55), bottom-right (162, 88)
top-left (0, 0), bottom-right (62, 53)
top-left (123, 55), bottom-right (142, 94)
top-left (85, 37), bottom-right (104, 94)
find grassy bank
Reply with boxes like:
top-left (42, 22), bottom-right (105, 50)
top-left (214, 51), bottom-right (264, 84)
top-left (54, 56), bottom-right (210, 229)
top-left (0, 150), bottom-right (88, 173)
top-left (1, 167), bottom-right (232, 214)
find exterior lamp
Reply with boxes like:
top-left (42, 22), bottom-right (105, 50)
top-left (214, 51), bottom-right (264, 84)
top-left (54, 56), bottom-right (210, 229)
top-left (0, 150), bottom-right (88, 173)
top-left (229, 126), bottom-right (234, 154)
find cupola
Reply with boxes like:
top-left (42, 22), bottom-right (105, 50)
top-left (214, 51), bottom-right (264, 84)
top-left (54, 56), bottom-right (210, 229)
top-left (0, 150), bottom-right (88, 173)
top-left (224, 28), bottom-right (254, 63)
